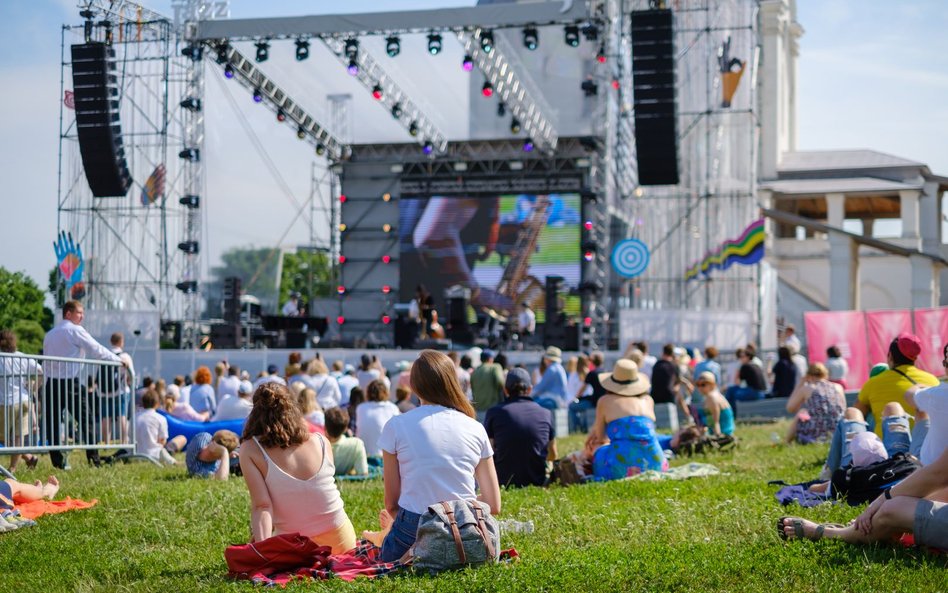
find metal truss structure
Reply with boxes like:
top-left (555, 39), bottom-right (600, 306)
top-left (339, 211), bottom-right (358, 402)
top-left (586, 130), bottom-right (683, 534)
top-left (57, 1), bottom-right (192, 323)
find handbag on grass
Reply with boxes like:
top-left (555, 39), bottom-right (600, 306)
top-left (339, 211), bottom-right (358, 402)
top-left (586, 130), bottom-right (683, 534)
top-left (409, 500), bottom-right (500, 574)
top-left (224, 532), bottom-right (329, 579)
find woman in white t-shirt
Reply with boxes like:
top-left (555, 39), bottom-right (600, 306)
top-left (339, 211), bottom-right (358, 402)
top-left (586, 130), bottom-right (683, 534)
top-left (356, 380), bottom-right (400, 460)
top-left (375, 350), bottom-right (501, 562)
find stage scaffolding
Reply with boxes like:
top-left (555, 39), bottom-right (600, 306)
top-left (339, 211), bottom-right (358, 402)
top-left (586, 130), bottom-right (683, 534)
top-left (56, 2), bottom-right (196, 325)
top-left (621, 0), bottom-right (761, 321)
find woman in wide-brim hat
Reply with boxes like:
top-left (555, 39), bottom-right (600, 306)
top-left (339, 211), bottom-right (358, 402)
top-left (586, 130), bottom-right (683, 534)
top-left (584, 359), bottom-right (668, 480)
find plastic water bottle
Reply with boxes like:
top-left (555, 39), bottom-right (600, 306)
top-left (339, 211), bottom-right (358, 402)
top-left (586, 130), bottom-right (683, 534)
top-left (770, 432), bottom-right (781, 447)
top-left (499, 519), bottom-right (535, 534)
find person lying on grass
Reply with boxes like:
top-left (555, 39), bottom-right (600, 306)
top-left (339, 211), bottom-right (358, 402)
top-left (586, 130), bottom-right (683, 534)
top-left (0, 475), bottom-right (59, 506)
top-left (185, 430), bottom-right (239, 480)
top-left (778, 444), bottom-right (948, 551)
top-left (240, 383), bottom-right (357, 553)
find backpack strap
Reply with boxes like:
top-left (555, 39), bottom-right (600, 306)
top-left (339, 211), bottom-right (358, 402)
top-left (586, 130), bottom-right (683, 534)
top-left (440, 501), bottom-right (466, 564)
top-left (889, 367), bottom-right (917, 385)
top-left (469, 501), bottom-right (496, 561)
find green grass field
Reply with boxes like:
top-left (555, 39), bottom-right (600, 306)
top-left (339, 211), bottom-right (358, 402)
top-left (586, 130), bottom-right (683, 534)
top-left (1, 422), bottom-right (944, 592)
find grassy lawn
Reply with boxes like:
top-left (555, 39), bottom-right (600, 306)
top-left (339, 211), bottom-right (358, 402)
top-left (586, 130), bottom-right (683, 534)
top-left (1, 422), bottom-right (944, 592)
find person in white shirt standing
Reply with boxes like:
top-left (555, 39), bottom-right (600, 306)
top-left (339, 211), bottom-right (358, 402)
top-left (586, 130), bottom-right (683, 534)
top-left (42, 300), bottom-right (123, 469)
top-left (517, 303), bottom-right (536, 339)
top-left (99, 332), bottom-right (135, 447)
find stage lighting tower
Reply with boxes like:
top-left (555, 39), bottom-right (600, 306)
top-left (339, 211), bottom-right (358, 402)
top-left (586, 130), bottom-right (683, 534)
top-left (522, 27), bottom-right (539, 50)
top-left (479, 30), bottom-right (494, 53)
top-left (295, 39), bottom-right (310, 61)
top-left (255, 40), bottom-right (269, 62)
top-left (427, 33), bottom-right (443, 55)
top-left (564, 25), bottom-right (580, 47)
top-left (385, 36), bottom-right (401, 57)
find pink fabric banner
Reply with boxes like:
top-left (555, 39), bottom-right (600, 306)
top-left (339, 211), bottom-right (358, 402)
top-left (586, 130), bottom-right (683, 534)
top-left (865, 310), bottom-right (913, 370)
top-left (912, 307), bottom-right (948, 376)
top-left (804, 311), bottom-right (870, 388)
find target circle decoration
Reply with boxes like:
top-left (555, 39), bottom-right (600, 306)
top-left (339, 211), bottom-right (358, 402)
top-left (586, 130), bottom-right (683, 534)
top-left (611, 239), bottom-right (650, 278)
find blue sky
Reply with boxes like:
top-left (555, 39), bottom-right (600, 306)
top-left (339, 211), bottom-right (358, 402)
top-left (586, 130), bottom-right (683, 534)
top-left (1, 0), bottom-right (946, 291)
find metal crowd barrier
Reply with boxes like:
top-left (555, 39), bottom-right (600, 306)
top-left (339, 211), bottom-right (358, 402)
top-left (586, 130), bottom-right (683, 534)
top-left (0, 352), bottom-right (140, 477)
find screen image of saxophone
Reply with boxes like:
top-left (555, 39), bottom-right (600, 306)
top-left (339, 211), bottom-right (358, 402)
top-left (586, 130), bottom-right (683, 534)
top-left (399, 193), bottom-right (581, 321)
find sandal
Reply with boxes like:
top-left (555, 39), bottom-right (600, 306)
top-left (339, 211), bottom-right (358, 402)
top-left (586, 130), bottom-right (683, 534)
top-left (777, 517), bottom-right (846, 541)
top-left (25, 455), bottom-right (39, 470)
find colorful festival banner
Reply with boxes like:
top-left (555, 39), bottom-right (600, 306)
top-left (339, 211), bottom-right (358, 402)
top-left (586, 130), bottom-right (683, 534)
top-left (913, 307), bottom-right (948, 376)
top-left (865, 310), bottom-right (913, 370)
top-left (685, 218), bottom-right (764, 281)
top-left (53, 231), bottom-right (85, 300)
top-left (141, 164), bottom-right (167, 206)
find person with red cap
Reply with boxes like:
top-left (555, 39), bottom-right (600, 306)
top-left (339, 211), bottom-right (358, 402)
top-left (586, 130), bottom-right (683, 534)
top-left (819, 333), bottom-right (938, 477)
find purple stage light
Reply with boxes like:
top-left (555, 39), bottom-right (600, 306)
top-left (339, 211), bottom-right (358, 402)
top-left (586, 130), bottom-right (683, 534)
top-left (462, 55), bottom-right (474, 71)
top-left (522, 138), bottom-right (534, 152)
top-left (347, 59), bottom-right (359, 76)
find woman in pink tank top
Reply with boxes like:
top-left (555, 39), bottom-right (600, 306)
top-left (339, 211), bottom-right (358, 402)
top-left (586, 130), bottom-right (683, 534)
top-left (240, 383), bottom-right (356, 553)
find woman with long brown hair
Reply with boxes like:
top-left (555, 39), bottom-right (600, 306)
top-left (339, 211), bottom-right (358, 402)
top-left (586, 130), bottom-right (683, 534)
top-left (240, 382), bottom-right (356, 553)
top-left (376, 350), bottom-right (501, 562)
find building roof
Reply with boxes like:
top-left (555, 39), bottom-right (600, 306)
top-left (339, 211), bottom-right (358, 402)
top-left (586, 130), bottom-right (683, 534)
top-left (779, 149), bottom-right (925, 173)
top-left (761, 176), bottom-right (923, 196)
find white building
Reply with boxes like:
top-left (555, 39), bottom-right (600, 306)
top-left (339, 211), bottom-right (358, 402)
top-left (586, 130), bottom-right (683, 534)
top-left (757, 0), bottom-right (948, 326)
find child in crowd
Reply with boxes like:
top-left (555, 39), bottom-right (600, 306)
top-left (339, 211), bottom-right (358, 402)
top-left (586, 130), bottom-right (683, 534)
top-left (185, 430), bottom-right (240, 480)
top-left (324, 407), bottom-right (369, 477)
top-left (135, 389), bottom-right (177, 465)
top-left (298, 388), bottom-right (325, 429)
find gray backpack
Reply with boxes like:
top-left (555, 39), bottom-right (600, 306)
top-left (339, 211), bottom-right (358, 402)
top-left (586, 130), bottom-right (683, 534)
top-left (410, 500), bottom-right (500, 574)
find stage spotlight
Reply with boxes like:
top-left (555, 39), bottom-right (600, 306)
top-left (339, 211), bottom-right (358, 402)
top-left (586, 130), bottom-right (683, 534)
top-left (481, 81), bottom-right (494, 97)
top-left (391, 103), bottom-right (402, 119)
top-left (181, 44), bottom-right (203, 61)
top-left (336, 316), bottom-right (345, 324)
top-left (582, 23), bottom-right (599, 41)
top-left (297, 126), bottom-right (306, 139)
top-left (276, 109), bottom-right (286, 122)
top-left (255, 40), bottom-right (269, 62)
top-left (295, 39), bottom-right (310, 61)
top-left (252, 88), bottom-right (263, 103)
top-left (382, 315), bottom-right (391, 325)
top-left (339, 255), bottom-right (346, 264)
top-left (408, 121), bottom-right (419, 137)
top-left (215, 44), bottom-right (229, 64)
top-left (315, 143), bottom-right (326, 156)
top-left (461, 54), bottom-right (474, 71)
top-left (564, 25), bottom-right (580, 47)
top-left (382, 255), bottom-right (391, 264)
top-left (179, 147), bottom-right (200, 162)
top-left (427, 33), bottom-right (443, 55)
top-left (337, 285), bottom-right (346, 295)
top-left (422, 141), bottom-right (434, 154)
top-left (347, 58), bottom-right (359, 75)
top-left (583, 316), bottom-right (592, 327)
top-left (224, 64), bottom-right (234, 79)
top-left (338, 223), bottom-right (347, 231)
top-left (339, 195), bottom-right (347, 203)
top-left (522, 27), bottom-right (539, 50)
top-left (371, 84), bottom-right (383, 100)
top-left (179, 97), bottom-right (201, 111)
top-left (583, 250), bottom-right (595, 262)
top-left (179, 194), bottom-right (200, 208)
top-left (510, 118), bottom-right (521, 134)
top-left (584, 220), bottom-right (594, 231)
top-left (382, 224), bottom-right (392, 233)
top-left (479, 30), bottom-right (494, 53)
top-left (344, 38), bottom-right (359, 60)
top-left (382, 285), bottom-right (391, 294)
top-left (522, 138), bottom-right (534, 152)
top-left (385, 36), bottom-right (401, 58)
top-left (175, 280), bottom-right (198, 294)
top-left (382, 193), bottom-right (392, 202)
top-left (497, 102), bottom-right (506, 117)
top-left (611, 78), bottom-right (620, 90)
top-left (581, 80), bottom-right (598, 97)
top-left (596, 45), bottom-right (607, 63)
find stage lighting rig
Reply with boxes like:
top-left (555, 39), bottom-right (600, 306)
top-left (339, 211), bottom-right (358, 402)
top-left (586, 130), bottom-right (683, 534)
top-left (564, 25), bottom-right (580, 47)
top-left (596, 45), bottom-right (607, 63)
top-left (371, 84), bottom-right (383, 100)
top-left (427, 33), bottom-right (443, 55)
top-left (224, 64), bottom-right (234, 78)
top-left (276, 109), bottom-right (286, 122)
top-left (581, 79), bottom-right (598, 97)
top-left (255, 40), bottom-right (269, 62)
top-left (582, 23), bottom-right (599, 41)
top-left (522, 27), bottom-right (539, 50)
top-left (295, 39), bottom-right (310, 61)
top-left (408, 121), bottom-right (419, 136)
top-left (497, 102), bottom-right (506, 117)
top-left (481, 81), bottom-right (494, 97)
top-left (252, 88), bottom-right (263, 102)
top-left (522, 138), bottom-right (534, 152)
top-left (422, 141), bottom-right (434, 155)
top-left (347, 59), bottom-right (359, 75)
top-left (510, 118), bottom-right (521, 134)
top-left (344, 38), bottom-right (359, 60)
top-left (391, 103), bottom-right (402, 118)
top-left (462, 54), bottom-right (474, 71)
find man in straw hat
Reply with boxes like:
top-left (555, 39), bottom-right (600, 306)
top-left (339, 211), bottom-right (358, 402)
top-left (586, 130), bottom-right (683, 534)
top-left (584, 359), bottom-right (667, 480)
top-left (533, 346), bottom-right (570, 412)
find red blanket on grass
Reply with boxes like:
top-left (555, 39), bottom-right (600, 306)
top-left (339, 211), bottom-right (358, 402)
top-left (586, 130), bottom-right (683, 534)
top-left (15, 497), bottom-right (98, 520)
top-left (227, 537), bottom-right (519, 586)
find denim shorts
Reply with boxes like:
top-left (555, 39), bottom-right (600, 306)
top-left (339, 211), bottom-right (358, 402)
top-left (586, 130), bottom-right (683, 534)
top-left (881, 415), bottom-right (912, 456)
top-left (379, 507), bottom-right (422, 562)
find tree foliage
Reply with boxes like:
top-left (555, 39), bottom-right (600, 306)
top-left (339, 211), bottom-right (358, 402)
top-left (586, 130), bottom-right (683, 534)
top-left (279, 249), bottom-right (332, 310)
top-left (207, 247), bottom-right (281, 313)
top-left (0, 267), bottom-right (53, 354)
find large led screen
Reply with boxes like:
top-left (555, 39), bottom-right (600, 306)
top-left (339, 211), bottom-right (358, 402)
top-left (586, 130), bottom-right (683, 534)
top-left (399, 193), bottom-right (581, 322)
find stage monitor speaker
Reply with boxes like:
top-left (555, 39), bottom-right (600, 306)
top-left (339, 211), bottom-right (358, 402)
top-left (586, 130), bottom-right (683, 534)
top-left (630, 9), bottom-right (679, 186)
top-left (545, 276), bottom-right (564, 322)
top-left (71, 42), bottom-right (133, 197)
top-left (210, 322), bottom-right (243, 350)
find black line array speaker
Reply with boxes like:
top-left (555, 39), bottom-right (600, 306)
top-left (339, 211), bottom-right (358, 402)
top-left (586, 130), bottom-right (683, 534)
top-left (71, 42), bottom-right (133, 197)
top-left (222, 276), bottom-right (241, 323)
top-left (630, 9), bottom-right (679, 186)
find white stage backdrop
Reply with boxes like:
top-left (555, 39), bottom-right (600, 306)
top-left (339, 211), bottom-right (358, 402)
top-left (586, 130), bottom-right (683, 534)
top-left (618, 309), bottom-right (753, 353)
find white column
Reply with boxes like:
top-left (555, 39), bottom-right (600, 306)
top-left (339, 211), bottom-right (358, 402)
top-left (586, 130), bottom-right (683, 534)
top-left (910, 254), bottom-right (937, 308)
top-left (900, 189), bottom-right (921, 241)
top-left (826, 193), bottom-right (857, 310)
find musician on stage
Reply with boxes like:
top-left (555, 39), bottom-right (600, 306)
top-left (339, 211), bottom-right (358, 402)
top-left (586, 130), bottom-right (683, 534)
top-left (281, 292), bottom-right (301, 317)
top-left (518, 302), bottom-right (536, 338)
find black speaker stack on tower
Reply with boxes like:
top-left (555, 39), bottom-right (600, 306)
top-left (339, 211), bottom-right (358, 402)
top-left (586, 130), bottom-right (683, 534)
top-left (543, 276), bottom-right (566, 349)
top-left (71, 43), bottom-right (133, 197)
top-left (214, 276), bottom-right (242, 348)
top-left (630, 8), bottom-right (679, 186)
